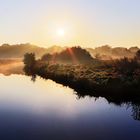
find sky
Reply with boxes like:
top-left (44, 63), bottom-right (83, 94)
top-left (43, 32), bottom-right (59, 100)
top-left (0, 0), bottom-right (140, 48)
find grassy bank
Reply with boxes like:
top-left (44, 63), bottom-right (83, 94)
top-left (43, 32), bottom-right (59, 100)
top-left (25, 62), bottom-right (140, 100)
top-left (23, 50), bottom-right (140, 104)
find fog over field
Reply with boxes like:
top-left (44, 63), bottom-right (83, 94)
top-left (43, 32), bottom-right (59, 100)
top-left (0, 59), bottom-right (24, 75)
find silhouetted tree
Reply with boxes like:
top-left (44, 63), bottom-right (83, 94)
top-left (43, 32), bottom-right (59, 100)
top-left (41, 47), bottom-right (94, 64)
top-left (23, 53), bottom-right (36, 75)
top-left (135, 50), bottom-right (140, 60)
top-left (41, 53), bottom-right (52, 61)
top-left (129, 46), bottom-right (139, 53)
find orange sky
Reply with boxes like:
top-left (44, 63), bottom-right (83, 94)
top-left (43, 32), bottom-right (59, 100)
top-left (0, 0), bottom-right (140, 48)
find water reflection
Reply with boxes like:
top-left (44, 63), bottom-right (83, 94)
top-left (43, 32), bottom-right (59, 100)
top-left (29, 74), bottom-right (140, 122)
top-left (0, 74), bottom-right (140, 140)
top-left (131, 104), bottom-right (140, 121)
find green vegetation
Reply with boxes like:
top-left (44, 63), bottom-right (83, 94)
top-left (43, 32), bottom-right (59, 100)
top-left (23, 46), bottom-right (140, 102)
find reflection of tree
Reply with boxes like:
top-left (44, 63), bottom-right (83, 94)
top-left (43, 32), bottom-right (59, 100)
top-left (131, 104), bottom-right (140, 121)
top-left (31, 75), bottom-right (36, 82)
top-left (23, 51), bottom-right (140, 122)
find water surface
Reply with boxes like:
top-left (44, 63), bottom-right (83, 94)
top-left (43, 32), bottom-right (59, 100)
top-left (0, 74), bottom-right (139, 140)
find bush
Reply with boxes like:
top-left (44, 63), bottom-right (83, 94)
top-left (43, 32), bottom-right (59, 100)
top-left (114, 57), bottom-right (139, 75)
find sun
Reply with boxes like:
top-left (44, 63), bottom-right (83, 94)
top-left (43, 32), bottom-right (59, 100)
top-left (57, 28), bottom-right (65, 36)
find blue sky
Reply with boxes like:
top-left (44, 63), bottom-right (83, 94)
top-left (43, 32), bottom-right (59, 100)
top-left (0, 0), bottom-right (140, 48)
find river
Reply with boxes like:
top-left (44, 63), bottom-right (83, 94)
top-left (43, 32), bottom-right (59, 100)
top-left (0, 74), bottom-right (139, 140)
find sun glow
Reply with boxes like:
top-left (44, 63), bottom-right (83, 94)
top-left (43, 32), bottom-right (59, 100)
top-left (57, 28), bottom-right (65, 36)
top-left (42, 20), bottom-right (76, 46)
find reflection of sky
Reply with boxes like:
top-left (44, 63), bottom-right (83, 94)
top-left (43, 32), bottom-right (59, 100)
top-left (0, 74), bottom-right (110, 117)
top-left (0, 74), bottom-right (140, 140)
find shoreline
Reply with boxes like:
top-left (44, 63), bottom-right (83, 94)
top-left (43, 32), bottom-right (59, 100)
top-left (25, 62), bottom-right (140, 105)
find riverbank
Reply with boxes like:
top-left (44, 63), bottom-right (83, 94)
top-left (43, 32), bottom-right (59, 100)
top-left (24, 60), bottom-right (140, 103)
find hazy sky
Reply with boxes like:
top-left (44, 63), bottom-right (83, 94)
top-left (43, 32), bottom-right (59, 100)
top-left (0, 0), bottom-right (140, 48)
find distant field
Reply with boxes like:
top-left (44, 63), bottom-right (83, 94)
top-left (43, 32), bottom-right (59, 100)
top-left (0, 59), bottom-right (24, 75)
